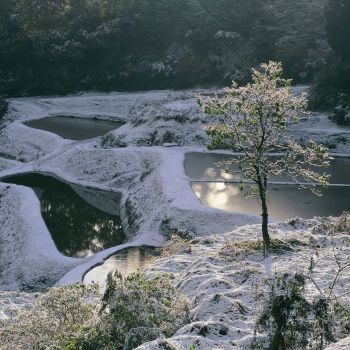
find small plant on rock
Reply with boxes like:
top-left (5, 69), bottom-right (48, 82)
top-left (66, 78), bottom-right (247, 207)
top-left (161, 234), bottom-right (192, 257)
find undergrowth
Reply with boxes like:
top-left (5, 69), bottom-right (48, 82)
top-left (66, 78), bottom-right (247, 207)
top-left (0, 273), bottom-right (190, 350)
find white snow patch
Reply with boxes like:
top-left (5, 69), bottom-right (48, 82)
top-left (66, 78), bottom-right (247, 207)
top-left (0, 88), bottom-right (349, 301)
top-left (0, 183), bottom-right (78, 291)
top-left (0, 122), bottom-right (69, 162)
top-left (137, 218), bottom-right (350, 349)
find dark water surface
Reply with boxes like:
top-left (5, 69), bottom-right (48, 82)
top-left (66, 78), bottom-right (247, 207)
top-left (3, 173), bottom-right (124, 258)
top-left (84, 247), bottom-right (159, 290)
top-left (186, 152), bottom-right (350, 220)
top-left (24, 116), bottom-right (124, 140)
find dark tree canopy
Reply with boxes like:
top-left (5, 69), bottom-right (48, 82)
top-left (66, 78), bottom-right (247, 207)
top-left (326, 0), bottom-right (350, 63)
top-left (0, 0), bottom-right (330, 96)
top-left (312, 0), bottom-right (350, 107)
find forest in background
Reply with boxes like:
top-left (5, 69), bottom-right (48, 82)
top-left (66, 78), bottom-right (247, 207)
top-left (0, 0), bottom-right (348, 109)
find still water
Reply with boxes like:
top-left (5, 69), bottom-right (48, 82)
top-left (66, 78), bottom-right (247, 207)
top-left (24, 116), bottom-right (124, 140)
top-left (84, 247), bottom-right (159, 291)
top-left (3, 173), bottom-right (124, 258)
top-left (192, 182), bottom-right (350, 220)
top-left (186, 153), bottom-right (350, 220)
top-left (185, 152), bottom-right (350, 184)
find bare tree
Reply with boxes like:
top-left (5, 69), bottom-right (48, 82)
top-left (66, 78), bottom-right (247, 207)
top-left (200, 61), bottom-right (331, 256)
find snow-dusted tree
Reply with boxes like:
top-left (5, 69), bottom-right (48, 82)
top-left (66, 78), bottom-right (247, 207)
top-left (201, 61), bottom-right (331, 256)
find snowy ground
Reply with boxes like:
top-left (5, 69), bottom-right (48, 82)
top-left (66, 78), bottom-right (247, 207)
top-left (0, 90), bottom-right (261, 291)
top-left (1, 89), bottom-right (350, 347)
top-left (137, 217), bottom-right (350, 349)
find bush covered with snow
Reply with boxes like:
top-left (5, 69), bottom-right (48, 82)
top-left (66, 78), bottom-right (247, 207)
top-left (0, 284), bottom-right (100, 350)
top-left (0, 273), bottom-right (190, 350)
top-left (83, 272), bottom-right (190, 350)
top-left (253, 273), bottom-right (336, 349)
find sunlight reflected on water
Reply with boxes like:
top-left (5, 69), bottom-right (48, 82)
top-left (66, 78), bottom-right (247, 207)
top-left (185, 152), bottom-right (350, 184)
top-left (84, 247), bottom-right (159, 291)
top-left (193, 183), bottom-right (350, 220)
top-left (187, 152), bottom-right (350, 220)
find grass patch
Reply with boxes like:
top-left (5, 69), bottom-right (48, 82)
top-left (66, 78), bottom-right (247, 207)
top-left (312, 211), bottom-right (350, 236)
top-left (161, 234), bottom-right (192, 257)
top-left (220, 238), bottom-right (307, 257)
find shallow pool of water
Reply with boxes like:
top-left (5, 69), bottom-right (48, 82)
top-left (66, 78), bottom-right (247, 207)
top-left (186, 152), bottom-right (350, 220)
top-left (192, 182), bottom-right (350, 220)
top-left (3, 173), bottom-right (124, 258)
top-left (83, 247), bottom-right (159, 290)
top-left (24, 116), bottom-right (124, 140)
top-left (185, 152), bottom-right (350, 184)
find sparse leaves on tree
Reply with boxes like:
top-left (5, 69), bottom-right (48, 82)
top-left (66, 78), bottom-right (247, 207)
top-left (201, 61), bottom-right (331, 255)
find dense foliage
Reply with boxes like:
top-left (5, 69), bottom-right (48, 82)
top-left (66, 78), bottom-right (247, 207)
top-left (311, 0), bottom-right (350, 109)
top-left (252, 273), bottom-right (335, 350)
top-left (0, 273), bottom-right (190, 350)
top-left (0, 284), bottom-right (100, 350)
top-left (0, 0), bottom-right (328, 96)
top-left (0, 98), bottom-right (8, 119)
top-left (90, 271), bottom-right (189, 350)
top-left (326, 0), bottom-right (350, 63)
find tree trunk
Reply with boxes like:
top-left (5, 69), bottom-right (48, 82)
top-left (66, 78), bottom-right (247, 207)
top-left (261, 198), bottom-right (270, 257)
top-left (258, 176), bottom-right (270, 256)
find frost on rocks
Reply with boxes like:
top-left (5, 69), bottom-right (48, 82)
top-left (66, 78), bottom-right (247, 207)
top-left (0, 91), bottom-right (259, 292)
top-left (0, 157), bottom-right (21, 172)
top-left (137, 218), bottom-right (350, 349)
top-left (0, 291), bottom-right (40, 321)
top-left (1, 89), bottom-right (350, 345)
top-left (325, 337), bottom-right (350, 350)
top-left (288, 112), bottom-right (350, 153)
top-left (101, 91), bottom-right (213, 148)
top-left (0, 122), bottom-right (69, 162)
top-left (0, 183), bottom-right (78, 291)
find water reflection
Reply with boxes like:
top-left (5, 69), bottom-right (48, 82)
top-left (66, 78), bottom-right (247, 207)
top-left (84, 247), bottom-right (159, 291)
top-left (193, 183), bottom-right (350, 220)
top-left (185, 152), bottom-right (350, 184)
top-left (24, 116), bottom-right (124, 140)
top-left (3, 174), bottom-right (124, 258)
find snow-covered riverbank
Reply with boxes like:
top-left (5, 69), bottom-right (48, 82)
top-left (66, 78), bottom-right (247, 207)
top-left (1, 89), bottom-right (350, 289)
top-left (0, 90), bottom-right (260, 290)
top-left (135, 216), bottom-right (350, 349)
top-left (1, 89), bottom-right (350, 348)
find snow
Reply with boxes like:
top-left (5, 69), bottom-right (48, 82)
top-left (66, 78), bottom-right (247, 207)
top-left (0, 157), bottom-right (22, 172)
top-left (136, 218), bottom-right (350, 349)
top-left (326, 337), bottom-right (350, 350)
top-left (1, 89), bottom-right (350, 348)
top-left (0, 183), bottom-right (78, 291)
top-left (100, 90), bottom-right (214, 148)
top-left (288, 112), bottom-right (350, 153)
top-left (0, 122), bottom-right (69, 162)
top-left (0, 291), bottom-right (40, 321)
top-left (6, 91), bottom-right (164, 122)
top-left (0, 90), bottom-right (260, 291)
